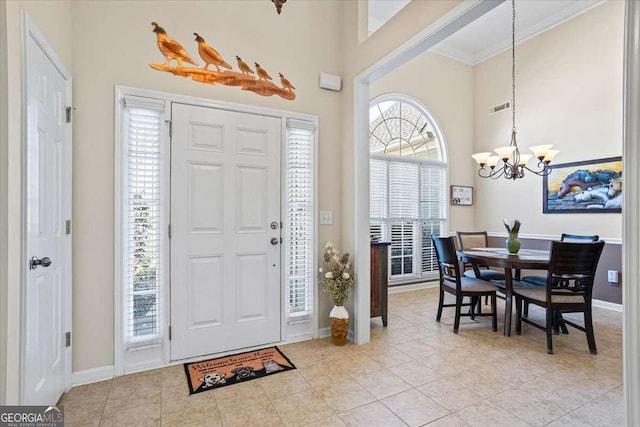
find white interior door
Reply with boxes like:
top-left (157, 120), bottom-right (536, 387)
top-left (170, 103), bottom-right (282, 360)
top-left (23, 20), bottom-right (72, 405)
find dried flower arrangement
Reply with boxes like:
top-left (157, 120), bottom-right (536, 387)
top-left (503, 219), bottom-right (522, 236)
top-left (319, 242), bottom-right (354, 306)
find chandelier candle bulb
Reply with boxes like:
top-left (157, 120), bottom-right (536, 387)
top-left (472, 152), bottom-right (492, 166)
top-left (529, 144), bottom-right (554, 160)
top-left (487, 156), bottom-right (500, 169)
top-left (518, 154), bottom-right (533, 166)
top-left (543, 149), bottom-right (560, 163)
top-left (494, 146), bottom-right (516, 160)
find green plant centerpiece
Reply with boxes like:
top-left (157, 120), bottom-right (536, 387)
top-left (503, 219), bottom-right (522, 254)
top-left (319, 242), bottom-right (354, 345)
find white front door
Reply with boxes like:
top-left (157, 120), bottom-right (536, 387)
top-left (170, 103), bottom-right (282, 360)
top-left (23, 20), bottom-right (72, 405)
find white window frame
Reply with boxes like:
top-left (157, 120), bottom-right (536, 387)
top-left (368, 94), bottom-right (448, 285)
top-left (115, 86), bottom-right (318, 375)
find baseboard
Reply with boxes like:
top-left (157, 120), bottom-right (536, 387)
top-left (593, 299), bottom-right (623, 312)
top-left (388, 281), bottom-right (438, 294)
top-left (71, 365), bottom-right (114, 386)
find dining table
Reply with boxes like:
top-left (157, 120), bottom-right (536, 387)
top-left (457, 247), bottom-right (550, 336)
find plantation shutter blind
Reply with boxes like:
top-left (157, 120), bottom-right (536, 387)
top-left (123, 95), bottom-right (165, 349)
top-left (420, 165), bottom-right (446, 275)
top-left (285, 120), bottom-right (315, 320)
top-left (389, 162), bottom-right (419, 219)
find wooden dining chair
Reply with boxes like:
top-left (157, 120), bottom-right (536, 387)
top-left (514, 240), bottom-right (605, 354)
top-left (455, 231), bottom-right (506, 281)
top-left (521, 233), bottom-right (600, 287)
top-left (432, 235), bottom-right (498, 333)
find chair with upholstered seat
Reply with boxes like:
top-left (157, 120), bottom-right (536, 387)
top-left (455, 231), bottom-right (506, 281)
top-left (514, 240), bottom-right (605, 354)
top-left (521, 233), bottom-right (599, 287)
top-left (432, 235), bottom-right (498, 333)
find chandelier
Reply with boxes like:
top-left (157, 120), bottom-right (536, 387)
top-left (272, 0), bottom-right (287, 15)
top-left (472, 0), bottom-right (558, 180)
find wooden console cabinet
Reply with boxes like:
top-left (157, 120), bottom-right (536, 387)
top-left (370, 242), bottom-right (390, 326)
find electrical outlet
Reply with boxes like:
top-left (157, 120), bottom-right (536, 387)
top-left (320, 211), bottom-right (332, 225)
top-left (607, 270), bottom-right (619, 284)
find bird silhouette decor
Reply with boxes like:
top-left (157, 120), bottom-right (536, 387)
top-left (149, 22), bottom-right (296, 101)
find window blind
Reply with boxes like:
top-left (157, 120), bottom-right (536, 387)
top-left (285, 125), bottom-right (314, 319)
top-left (125, 106), bottom-right (163, 348)
top-left (369, 157), bottom-right (446, 280)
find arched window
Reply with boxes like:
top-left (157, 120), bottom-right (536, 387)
top-left (369, 95), bottom-right (448, 283)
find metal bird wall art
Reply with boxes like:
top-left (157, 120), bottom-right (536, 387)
top-left (149, 22), bottom-right (296, 101)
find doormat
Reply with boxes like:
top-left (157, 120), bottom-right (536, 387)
top-left (183, 346), bottom-right (296, 394)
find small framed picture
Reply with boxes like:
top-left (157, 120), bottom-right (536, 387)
top-left (450, 185), bottom-right (473, 206)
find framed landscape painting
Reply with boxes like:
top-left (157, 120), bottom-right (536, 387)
top-left (543, 156), bottom-right (622, 213)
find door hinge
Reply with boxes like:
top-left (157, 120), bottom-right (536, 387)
top-left (168, 326), bottom-right (172, 341)
top-left (168, 224), bottom-right (172, 239)
top-left (167, 120), bottom-right (173, 137)
top-left (65, 106), bottom-right (72, 123)
top-left (65, 332), bottom-right (71, 347)
top-left (65, 220), bottom-right (72, 235)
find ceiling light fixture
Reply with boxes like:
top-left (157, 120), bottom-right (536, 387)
top-left (472, 0), bottom-right (558, 180)
top-left (272, 0), bottom-right (287, 15)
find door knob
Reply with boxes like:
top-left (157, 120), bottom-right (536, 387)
top-left (30, 256), bottom-right (52, 270)
top-left (270, 238), bottom-right (279, 245)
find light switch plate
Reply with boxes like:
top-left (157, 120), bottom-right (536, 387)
top-left (320, 211), bottom-right (332, 225)
top-left (608, 270), bottom-right (619, 283)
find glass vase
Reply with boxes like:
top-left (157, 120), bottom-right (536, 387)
top-left (506, 232), bottom-right (521, 254)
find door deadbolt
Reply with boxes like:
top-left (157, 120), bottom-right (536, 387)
top-left (270, 238), bottom-right (279, 245)
top-left (270, 222), bottom-right (278, 230)
top-left (30, 256), bottom-right (52, 270)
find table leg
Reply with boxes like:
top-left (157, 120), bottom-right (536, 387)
top-left (504, 267), bottom-right (513, 337)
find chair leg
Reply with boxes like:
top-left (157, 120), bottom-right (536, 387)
top-left (523, 301), bottom-right (529, 317)
top-left (585, 306), bottom-right (598, 355)
top-left (491, 294), bottom-right (497, 332)
top-left (454, 295), bottom-right (462, 334)
top-left (469, 297), bottom-right (477, 320)
top-left (436, 287), bottom-right (444, 322)
top-left (553, 311), bottom-right (561, 335)
top-left (546, 307), bottom-right (554, 354)
top-left (477, 297), bottom-right (482, 315)
top-left (515, 296), bottom-right (522, 335)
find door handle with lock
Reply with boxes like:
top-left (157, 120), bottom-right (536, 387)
top-left (270, 238), bottom-right (280, 245)
top-left (30, 256), bottom-right (52, 270)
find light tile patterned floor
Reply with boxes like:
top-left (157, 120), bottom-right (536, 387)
top-left (59, 287), bottom-right (624, 426)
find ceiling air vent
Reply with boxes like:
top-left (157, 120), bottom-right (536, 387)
top-left (489, 101), bottom-right (511, 114)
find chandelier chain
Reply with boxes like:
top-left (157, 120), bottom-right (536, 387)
top-left (512, 0), bottom-right (516, 133)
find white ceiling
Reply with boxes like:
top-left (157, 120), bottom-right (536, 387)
top-left (368, 0), bottom-right (411, 34)
top-left (431, 0), bottom-right (604, 65)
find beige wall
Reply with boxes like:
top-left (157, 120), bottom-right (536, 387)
top-left (473, 1), bottom-right (624, 239)
top-left (370, 52), bottom-right (476, 233)
top-left (339, 0), bottom-right (462, 254)
top-left (3, 0), bottom-right (73, 404)
top-left (70, 0), bottom-right (344, 371)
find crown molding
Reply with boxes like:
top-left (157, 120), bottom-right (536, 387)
top-left (435, 0), bottom-right (605, 66)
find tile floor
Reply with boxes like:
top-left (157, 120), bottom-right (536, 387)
top-left (59, 287), bottom-right (624, 426)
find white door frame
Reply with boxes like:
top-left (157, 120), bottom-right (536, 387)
top-left (351, 0), bottom-right (504, 345)
top-left (623, 1), bottom-right (640, 424)
top-left (114, 86), bottom-right (318, 375)
top-left (21, 12), bottom-right (73, 401)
